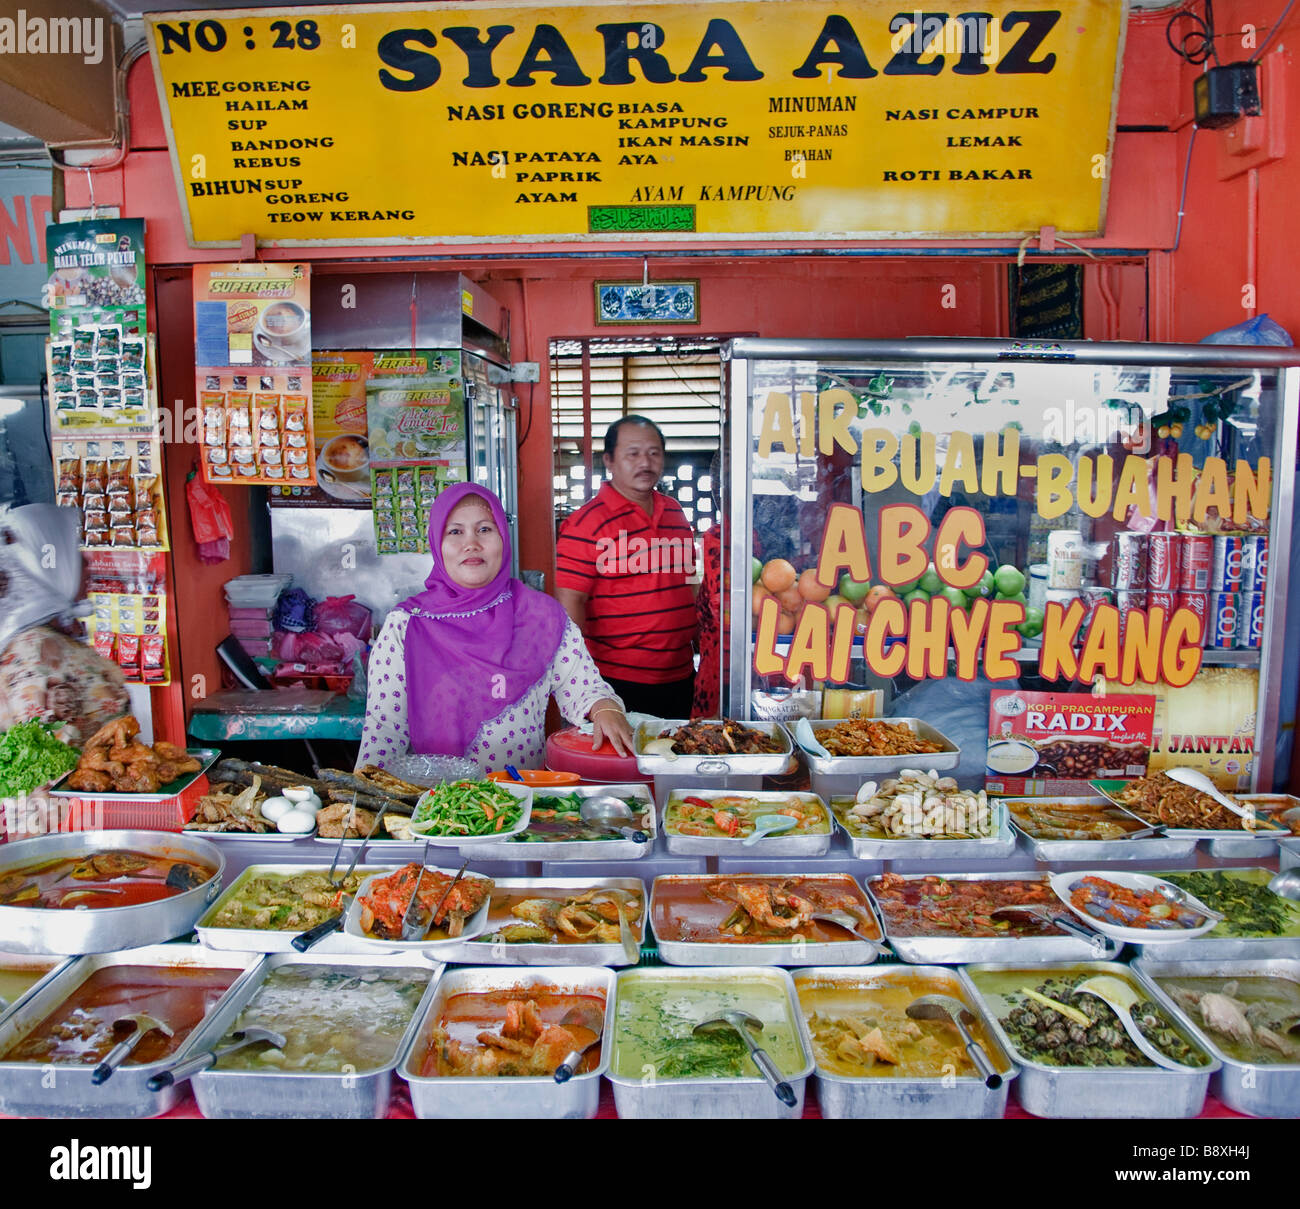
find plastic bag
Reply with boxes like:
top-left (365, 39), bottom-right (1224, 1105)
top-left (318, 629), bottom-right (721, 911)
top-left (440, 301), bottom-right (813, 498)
top-left (271, 629), bottom-right (343, 664)
top-left (273, 588), bottom-right (315, 634)
top-left (314, 594), bottom-right (372, 640)
top-left (1200, 314), bottom-right (1293, 346)
top-left (185, 471), bottom-right (234, 564)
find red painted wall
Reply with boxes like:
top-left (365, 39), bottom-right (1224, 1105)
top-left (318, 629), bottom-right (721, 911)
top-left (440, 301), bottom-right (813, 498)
top-left (66, 8), bottom-right (1278, 728)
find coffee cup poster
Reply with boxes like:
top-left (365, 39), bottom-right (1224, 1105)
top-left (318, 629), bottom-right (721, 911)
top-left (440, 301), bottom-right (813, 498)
top-left (193, 262), bottom-right (318, 487)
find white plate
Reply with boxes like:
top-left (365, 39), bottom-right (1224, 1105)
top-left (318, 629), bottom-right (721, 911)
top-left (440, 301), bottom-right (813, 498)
top-left (1049, 870), bottom-right (1218, 946)
top-left (183, 826), bottom-right (314, 842)
top-left (343, 866), bottom-right (493, 953)
top-left (408, 780), bottom-right (533, 846)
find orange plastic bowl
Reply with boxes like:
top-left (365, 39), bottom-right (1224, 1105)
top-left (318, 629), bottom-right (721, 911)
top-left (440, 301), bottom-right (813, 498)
top-left (486, 768), bottom-right (581, 787)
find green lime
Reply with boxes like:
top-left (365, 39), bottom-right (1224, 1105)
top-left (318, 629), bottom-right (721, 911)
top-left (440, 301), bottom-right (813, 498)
top-left (918, 563), bottom-right (943, 595)
top-left (993, 564), bottom-right (1027, 597)
top-left (838, 573), bottom-right (871, 604)
top-left (902, 589), bottom-right (930, 608)
top-left (752, 556), bottom-right (762, 584)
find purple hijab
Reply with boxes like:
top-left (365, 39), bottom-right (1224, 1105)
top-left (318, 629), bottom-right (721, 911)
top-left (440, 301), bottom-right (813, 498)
top-left (398, 482), bottom-right (567, 756)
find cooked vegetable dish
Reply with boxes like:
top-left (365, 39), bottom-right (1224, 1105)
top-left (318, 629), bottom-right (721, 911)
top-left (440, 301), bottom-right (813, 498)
top-left (207, 869), bottom-right (371, 932)
top-left (1162, 869), bottom-right (1300, 939)
top-left (213, 964), bottom-right (430, 1073)
top-left (411, 780), bottom-right (524, 837)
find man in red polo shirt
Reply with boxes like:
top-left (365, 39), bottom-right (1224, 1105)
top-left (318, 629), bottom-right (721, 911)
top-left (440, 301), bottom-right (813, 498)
top-left (555, 416), bottom-right (698, 718)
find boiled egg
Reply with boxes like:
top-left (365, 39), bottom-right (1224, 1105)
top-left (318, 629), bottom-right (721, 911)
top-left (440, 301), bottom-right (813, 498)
top-left (259, 796), bottom-right (294, 823)
top-left (283, 785), bottom-right (316, 805)
top-left (276, 809), bottom-right (316, 834)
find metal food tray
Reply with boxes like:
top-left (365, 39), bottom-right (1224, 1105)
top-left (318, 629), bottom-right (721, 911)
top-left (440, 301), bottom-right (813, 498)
top-left (1203, 796), bottom-right (1292, 857)
top-left (865, 871), bottom-right (1121, 965)
top-left (0, 831), bottom-right (226, 956)
top-left (650, 874), bottom-right (884, 967)
top-left (401, 965), bottom-right (615, 1119)
top-left (189, 951), bottom-right (444, 1119)
top-left (964, 960), bottom-right (1219, 1119)
top-left (607, 965), bottom-right (814, 1119)
top-left (1131, 957), bottom-right (1300, 1118)
top-left (0, 955), bottom-right (72, 1030)
top-left (1090, 780), bottom-right (1291, 848)
top-left (435, 877), bottom-right (646, 966)
top-left (500, 783), bottom-right (656, 861)
top-left (48, 748), bottom-right (221, 800)
top-left (0, 944), bottom-right (264, 1119)
top-left (661, 788), bottom-right (832, 857)
top-left (195, 864), bottom-right (395, 955)
top-left (1003, 796), bottom-right (1200, 864)
top-left (1127, 867), bottom-right (1300, 961)
top-left (832, 798), bottom-right (1017, 860)
top-left (792, 966), bottom-right (1016, 1119)
top-left (790, 717), bottom-right (962, 777)
top-left (634, 718), bottom-right (794, 777)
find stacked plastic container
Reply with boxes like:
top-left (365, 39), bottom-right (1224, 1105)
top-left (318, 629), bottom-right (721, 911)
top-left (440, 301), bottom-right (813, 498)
top-left (224, 574), bottom-right (292, 660)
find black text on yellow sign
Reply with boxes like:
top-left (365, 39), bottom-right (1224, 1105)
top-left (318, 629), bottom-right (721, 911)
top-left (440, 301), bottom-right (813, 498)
top-left (146, 0), bottom-right (1124, 244)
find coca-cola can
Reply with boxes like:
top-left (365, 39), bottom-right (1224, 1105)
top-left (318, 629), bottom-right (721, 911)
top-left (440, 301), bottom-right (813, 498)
top-left (1146, 533), bottom-right (1182, 590)
top-left (1212, 536), bottom-right (1245, 591)
top-left (1207, 591), bottom-right (1239, 648)
top-left (1112, 533), bottom-right (1148, 589)
top-left (1175, 591), bottom-right (1210, 640)
top-left (1116, 588), bottom-right (1147, 642)
top-left (1176, 535), bottom-right (1214, 591)
top-left (1147, 590), bottom-right (1176, 613)
top-left (1236, 590), bottom-right (1265, 649)
top-left (1242, 536), bottom-right (1269, 593)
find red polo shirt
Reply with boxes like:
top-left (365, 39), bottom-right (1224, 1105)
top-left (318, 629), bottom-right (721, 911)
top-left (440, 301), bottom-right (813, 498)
top-left (555, 482), bottom-right (698, 684)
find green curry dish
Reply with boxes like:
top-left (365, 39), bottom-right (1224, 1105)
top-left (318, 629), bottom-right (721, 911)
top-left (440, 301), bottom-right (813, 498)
top-left (1163, 869), bottom-right (1300, 938)
top-left (0, 720), bottom-right (79, 798)
top-left (651, 1016), bottom-right (749, 1079)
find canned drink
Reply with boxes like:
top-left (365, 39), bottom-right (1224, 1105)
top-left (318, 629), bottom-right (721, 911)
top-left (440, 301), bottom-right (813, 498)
top-left (1077, 587), bottom-right (1113, 633)
top-left (1207, 591), bottom-right (1240, 648)
top-left (1147, 589), bottom-right (1176, 613)
top-left (1212, 535), bottom-right (1245, 591)
top-left (1242, 536), bottom-right (1269, 593)
top-left (1112, 533), bottom-right (1148, 590)
top-left (1236, 590), bottom-right (1264, 649)
top-left (1175, 591), bottom-right (1210, 639)
top-left (1146, 533), bottom-right (1182, 590)
top-left (1176, 535), bottom-right (1214, 591)
top-left (1116, 589), bottom-right (1148, 642)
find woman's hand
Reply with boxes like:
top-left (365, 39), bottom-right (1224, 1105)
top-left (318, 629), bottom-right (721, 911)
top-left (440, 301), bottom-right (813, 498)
top-left (589, 698), bottom-right (633, 757)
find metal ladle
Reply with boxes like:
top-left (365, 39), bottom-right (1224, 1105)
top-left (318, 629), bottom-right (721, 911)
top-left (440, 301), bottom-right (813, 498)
top-left (1074, 975), bottom-right (1202, 1071)
top-left (91, 1013), bottom-right (174, 1085)
top-left (146, 1026), bottom-right (287, 1091)
top-left (1267, 868), bottom-right (1300, 902)
top-left (553, 1002), bottom-right (605, 1085)
top-left (580, 796), bottom-right (649, 844)
top-left (990, 903), bottom-right (1107, 947)
top-left (1152, 881), bottom-right (1226, 922)
top-left (693, 1010), bottom-right (797, 1106)
top-left (905, 994), bottom-right (1002, 1089)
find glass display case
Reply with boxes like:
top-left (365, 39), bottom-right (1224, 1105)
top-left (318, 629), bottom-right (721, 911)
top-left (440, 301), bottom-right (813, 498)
top-left (724, 338), bottom-right (1299, 791)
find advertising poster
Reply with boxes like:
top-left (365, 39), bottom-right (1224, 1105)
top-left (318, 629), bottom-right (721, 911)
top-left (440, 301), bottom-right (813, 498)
top-left (45, 217), bottom-right (146, 338)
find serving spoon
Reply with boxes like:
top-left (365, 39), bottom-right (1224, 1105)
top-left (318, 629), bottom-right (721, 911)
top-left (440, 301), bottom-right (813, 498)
top-left (146, 1027), bottom-right (288, 1091)
top-left (905, 994), bottom-right (1002, 1089)
top-left (553, 1002), bottom-right (605, 1085)
top-left (1152, 881), bottom-right (1226, 923)
top-left (1165, 768), bottom-right (1287, 831)
top-left (693, 1010), bottom-right (796, 1107)
top-left (742, 813), bottom-right (798, 846)
top-left (91, 1014), bottom-right (173, 1085)
top-left (1267, 868), bottom-right (1300, 902)
top-left (1074, 976), bottom-right (1202, 1071)
top-left (580, 796), bottom-right (649, 844)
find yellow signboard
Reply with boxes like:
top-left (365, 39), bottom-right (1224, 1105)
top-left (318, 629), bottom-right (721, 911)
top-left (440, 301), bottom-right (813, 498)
top-left (146, 0), bottom-right (1127, 246)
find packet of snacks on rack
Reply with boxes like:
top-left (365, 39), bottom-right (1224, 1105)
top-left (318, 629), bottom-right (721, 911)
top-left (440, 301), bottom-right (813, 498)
top-left (195, 370), bottom-right (316, 486)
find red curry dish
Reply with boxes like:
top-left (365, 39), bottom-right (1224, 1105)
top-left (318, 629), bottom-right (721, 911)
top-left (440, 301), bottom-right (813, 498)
top-left (0, 851), bottom-right (214, 911)
top-left (869, 874), bottom-right (1072, 938)
top-left (357, 864), bottom-right (494, 940)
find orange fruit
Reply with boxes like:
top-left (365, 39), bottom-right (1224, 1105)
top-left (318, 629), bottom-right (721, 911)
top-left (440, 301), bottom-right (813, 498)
top-left (864, 585), bottom-right (898, 614)
top-left (798, 568), bottom-right (831, 601)
top-left (761, 558), bottom-right (797, 593)
top-left (751, 583), bottom-right (771, 617)
top-left (776, 610), bottom-right (797, 635)
top-left (776, 584), bottom-right (804, 613)
top-left (824, 594), bottom-right (850, 614)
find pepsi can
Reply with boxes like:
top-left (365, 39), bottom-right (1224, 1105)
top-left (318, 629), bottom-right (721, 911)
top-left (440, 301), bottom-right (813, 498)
top-left (1236, 590), bottom-right (1264, 649)
top-left (1207, 591), bottom-right (1239, 648)
top-left (1242, 536), bottom-right (1269, 593)
top-left (1212, 536), bottom-right (1245, 591)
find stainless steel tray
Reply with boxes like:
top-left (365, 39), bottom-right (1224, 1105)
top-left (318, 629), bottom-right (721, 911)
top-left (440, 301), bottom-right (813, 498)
top-left (435, 877), bottom-right (646, 966)
top-left (499, 783), bottom-right (656, 861)
top-left (650, 874), bottom-right (883, 967)
top-left (401, 965), bottom-right (615, 1119)
top-left (1127, 868), bottom-right (1300, 961)
top-left (965, 960), bottom-right (1219, 1119)
top-left (0, 944), bottom-right (263, 1119)
top-left (0, 954), bottom-right (73, 1029)
top-left (1202, 797), bottom-right (1290, 856)
top-left (1003, 796), bottom-right (1200, 863)
top-left (790, 717), bottom-right (961, 776)
top-left (792, 966), bottom-right (1016, 1119)
top-left (634, 718), bottom-right (794, 777)
top-left (195, 863), bottom-right (395, 955)
top-left (866, 871), bottom-right (1120, 965)
top-left (607, 965), bottom-right (814, 1119)
top-left (832, 798), bottom-right (1016, 860)
top-left (189, 951), bottom-right (443, 1119)
top-left (0, 831), bottom-right (226, 955)
top-left (1091, 781), bottom-right (1291, 846)
top-left (661, 788), bottom-right (832, 857)
top-left (1131, 957), bottom-right (1300, 1118)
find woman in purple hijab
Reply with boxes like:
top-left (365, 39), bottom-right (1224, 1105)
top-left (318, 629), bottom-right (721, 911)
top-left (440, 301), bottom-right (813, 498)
top-left (356, 483), bottom-right (632, 771)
